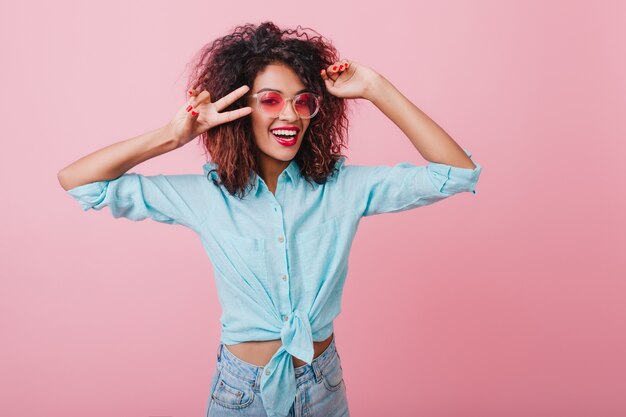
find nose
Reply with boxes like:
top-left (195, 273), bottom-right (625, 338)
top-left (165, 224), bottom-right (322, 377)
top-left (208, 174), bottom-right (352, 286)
top-left (278, 99), bottom-right (299, 122)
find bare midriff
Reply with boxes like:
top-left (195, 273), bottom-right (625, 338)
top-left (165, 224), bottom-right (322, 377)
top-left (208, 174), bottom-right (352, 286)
top-left (224, 332), bottom-right (334, 368)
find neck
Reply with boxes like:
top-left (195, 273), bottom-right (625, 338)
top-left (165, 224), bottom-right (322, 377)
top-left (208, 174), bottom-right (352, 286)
top-left (255, 153), bottom-right (289, 190)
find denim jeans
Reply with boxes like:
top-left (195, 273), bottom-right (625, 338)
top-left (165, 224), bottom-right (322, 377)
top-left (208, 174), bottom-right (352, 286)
top-left (205, 335), bottom-right (350, 417)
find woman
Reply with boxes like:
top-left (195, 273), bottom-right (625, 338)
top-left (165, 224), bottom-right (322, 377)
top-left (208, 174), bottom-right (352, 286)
top-left (58, 21), bottom-right (482, 417)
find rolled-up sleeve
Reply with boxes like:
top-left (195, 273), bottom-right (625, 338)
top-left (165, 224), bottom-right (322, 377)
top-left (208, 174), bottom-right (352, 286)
top-left (358, 148), bottom-right (482, 217)
top-left (66, 173), bottom-right (206, 229)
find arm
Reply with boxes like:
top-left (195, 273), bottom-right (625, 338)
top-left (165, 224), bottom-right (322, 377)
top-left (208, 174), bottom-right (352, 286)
top-left (322, 60), bottom-right (483, 218)
top-left (364, 74), bottom-right (476, 169)
top-left (58, 85), bottom-right (253, 229)
top-left (58, 124), bottom-right (207, 229)
top-left (57, 124), bottom-right (179, 191)
top-left (339, 148), bottom-right (481, 218)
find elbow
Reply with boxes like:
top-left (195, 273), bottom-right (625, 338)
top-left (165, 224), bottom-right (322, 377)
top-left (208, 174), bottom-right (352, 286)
top-left (57, 169), bottom-right (70, 191)
top-left (57, 168), bottom-right (79, 191)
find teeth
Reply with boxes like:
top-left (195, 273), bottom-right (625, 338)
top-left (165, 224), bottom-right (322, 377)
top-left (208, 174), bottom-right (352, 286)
top-left (271, 129), bottom-right (297, 136)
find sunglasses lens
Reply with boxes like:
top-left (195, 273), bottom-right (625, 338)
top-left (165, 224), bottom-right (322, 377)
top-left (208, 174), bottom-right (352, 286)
top-left (259, 91), bottom-right (284, 116)
top-left (294, 93), bottom-right (319, 118)
top-left (258, 91), bottom-right (319, 118)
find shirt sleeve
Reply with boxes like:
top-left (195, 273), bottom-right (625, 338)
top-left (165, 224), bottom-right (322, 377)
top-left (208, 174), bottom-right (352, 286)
top-left (358, 148), bottom-right (482, 217)
top-left (65, 173), bottom-right (207, 229)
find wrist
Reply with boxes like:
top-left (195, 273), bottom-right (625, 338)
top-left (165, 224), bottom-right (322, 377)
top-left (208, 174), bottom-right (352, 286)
top-left (161, 122), bottom-right (183, 150)
top-left (363, 73), bottom-right (388, 103)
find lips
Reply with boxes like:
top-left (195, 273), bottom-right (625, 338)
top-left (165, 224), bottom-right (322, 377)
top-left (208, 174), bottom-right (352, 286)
top-left (271, 126), bottom-right (300, 132)
top-left (272, 131), bottom-right (298, 146)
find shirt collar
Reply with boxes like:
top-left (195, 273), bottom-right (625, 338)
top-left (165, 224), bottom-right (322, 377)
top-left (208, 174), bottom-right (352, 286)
top-left (284, 158), bottom-right (302, 187)
top-left (202, 159), bottom-right (303, 195)
top-left (252, 158), bottom-right (302, 196)
top-left (202, 158), bottom-right (348, 196)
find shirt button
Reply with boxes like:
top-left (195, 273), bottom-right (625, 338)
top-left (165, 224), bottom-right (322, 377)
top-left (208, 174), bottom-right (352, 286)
top-left (282, 172), bottom-right (287, 177)
top-left (283, 315), bottom-right (288, 321)
top-left (265, 368), bottom-right (270, 375)
top-left (282, 274), bottom-right (287, 281)
top-left (278, 236), bottom-right (284, 243)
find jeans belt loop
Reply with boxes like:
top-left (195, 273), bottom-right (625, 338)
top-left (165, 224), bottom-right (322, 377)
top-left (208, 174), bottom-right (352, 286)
top-left (312, 357), bottom-right (323, 384)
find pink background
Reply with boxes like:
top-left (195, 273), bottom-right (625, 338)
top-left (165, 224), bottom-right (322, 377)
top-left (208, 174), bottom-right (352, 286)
top-left (2, 1), bottom-right (625, 416)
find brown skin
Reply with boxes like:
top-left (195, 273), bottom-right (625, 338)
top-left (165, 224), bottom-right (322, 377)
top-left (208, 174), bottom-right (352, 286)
top-left (225, 334), bottom-right (334, 368)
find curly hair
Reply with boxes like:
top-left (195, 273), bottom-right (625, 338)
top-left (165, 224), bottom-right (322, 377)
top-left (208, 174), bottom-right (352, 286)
top-left (185, 21), bottom-right (351, 199)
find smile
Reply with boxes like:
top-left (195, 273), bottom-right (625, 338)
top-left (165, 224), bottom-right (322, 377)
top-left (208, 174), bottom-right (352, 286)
top-left (271, 131), bottom-right (298, 146)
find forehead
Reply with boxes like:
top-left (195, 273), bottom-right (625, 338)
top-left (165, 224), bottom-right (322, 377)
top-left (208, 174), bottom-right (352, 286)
top-left (252, 63), bottom-right (306, 93)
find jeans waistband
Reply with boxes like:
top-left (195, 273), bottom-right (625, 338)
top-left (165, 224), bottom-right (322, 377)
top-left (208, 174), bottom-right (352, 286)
top-left (216, 335), bottom-right (338, 392)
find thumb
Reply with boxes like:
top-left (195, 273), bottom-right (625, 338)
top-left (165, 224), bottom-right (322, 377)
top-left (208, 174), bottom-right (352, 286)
top-left (320, 69), bottom-right (336, 94)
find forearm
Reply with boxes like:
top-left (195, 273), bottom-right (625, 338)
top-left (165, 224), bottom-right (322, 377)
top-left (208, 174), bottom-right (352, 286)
top-left (57, 124), bottom-right (179, 191)
top-left (365, 74), bottom-right (476, 169)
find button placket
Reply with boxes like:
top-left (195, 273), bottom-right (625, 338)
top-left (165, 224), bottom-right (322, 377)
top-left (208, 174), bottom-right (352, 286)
top-left (269, 194), bottom-right (292, 332)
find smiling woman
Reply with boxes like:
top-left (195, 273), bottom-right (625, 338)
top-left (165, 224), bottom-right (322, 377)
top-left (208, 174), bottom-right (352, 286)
top-left (185, 22), bottom-right (350, 199)
top-left (60, 19), bottom-right (482, 417)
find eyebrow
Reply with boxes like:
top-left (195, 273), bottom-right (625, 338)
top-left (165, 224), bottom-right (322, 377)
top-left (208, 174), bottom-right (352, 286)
top-left (256, 88), bottom-right (311, 94)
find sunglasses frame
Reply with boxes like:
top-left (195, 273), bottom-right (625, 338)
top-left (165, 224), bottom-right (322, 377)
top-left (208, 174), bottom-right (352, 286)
top-left (247, 91), bottom-right (321, 119)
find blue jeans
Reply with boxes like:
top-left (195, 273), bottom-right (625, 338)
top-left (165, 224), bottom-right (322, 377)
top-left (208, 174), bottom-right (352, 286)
top-left (205, 335), bottom-right (350, 416)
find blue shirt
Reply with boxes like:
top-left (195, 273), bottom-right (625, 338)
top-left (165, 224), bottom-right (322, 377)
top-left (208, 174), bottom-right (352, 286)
top-left (66, 148), bottom-right (482, 417)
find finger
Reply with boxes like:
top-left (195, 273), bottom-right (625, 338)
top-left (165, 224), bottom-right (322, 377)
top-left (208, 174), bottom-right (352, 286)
top-left (216, 106), bottom-right (253, 124)
top-left (187, 81), bottom-right (207, 101)
top-left (185, 88), bottom-right (198, 110)
top-left (192, 89), bottom-right (212, 106)
top-left (214, 85), bottom-right (251, 112)
top-left (326, 63), bottom-right (341, 81)
top-left (185, 90), bottom-right (209, 116)
top-left (328, 62), bottom-right (340, 73)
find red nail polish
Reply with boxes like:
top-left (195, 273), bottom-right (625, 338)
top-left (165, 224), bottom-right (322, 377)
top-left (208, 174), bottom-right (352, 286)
top-left (186, 105), bottom-right (192, 112)
top-left (191, 110), bottom-right (198, 116)
top-left (332, 66), bottom-right (338, 71)
top-left (320, 69), bottom-right (325, 75)
top-left (339, 65), bottom-right (344, 70)
top-left (188, 90), bottom-right (193, 95)
top-left (345, 63), bottom-right (349, 68)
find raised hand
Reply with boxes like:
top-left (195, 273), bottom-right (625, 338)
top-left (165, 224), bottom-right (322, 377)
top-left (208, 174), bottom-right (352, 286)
top-left (320, 59), bottom-right (381, 100)
top-left (168, 85), bottom-right (253, 148)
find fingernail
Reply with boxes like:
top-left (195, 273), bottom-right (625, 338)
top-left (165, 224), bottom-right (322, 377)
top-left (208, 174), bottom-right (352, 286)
top-left (320, 69), bottom-right (325, 75)
top-left (339, 65), bottom-right (344, 70)
top-left (345, 63), bottom-right (349, 68)
top-left (188, 90), bottom-right (193, 95)
top-left (186, 105), bottom-right (192, 112)
top-left (332, 66), bottom-right (338, 71)
top-left (191, 110), bottom-right (198, 116)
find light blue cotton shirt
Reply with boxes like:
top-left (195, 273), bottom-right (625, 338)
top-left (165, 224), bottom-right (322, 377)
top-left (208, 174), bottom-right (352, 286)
top-left (66, 148), bottom-right (482, 417)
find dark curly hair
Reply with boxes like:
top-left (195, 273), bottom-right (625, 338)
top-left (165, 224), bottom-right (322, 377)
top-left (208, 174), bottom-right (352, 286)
top-left (184, 21), bottom-right (351, 199)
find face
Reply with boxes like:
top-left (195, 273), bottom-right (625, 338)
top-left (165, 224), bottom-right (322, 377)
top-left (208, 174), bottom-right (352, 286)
top-left (247, 63), bottom-right (312, 176)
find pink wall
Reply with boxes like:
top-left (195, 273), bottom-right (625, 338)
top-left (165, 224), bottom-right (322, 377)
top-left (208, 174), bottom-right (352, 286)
top-left (2, 1), bottom-right (624, 416)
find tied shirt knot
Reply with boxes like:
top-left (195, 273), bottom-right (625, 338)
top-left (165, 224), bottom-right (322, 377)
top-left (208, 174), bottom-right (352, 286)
top-left (260, 309), bottom-right (314, 417)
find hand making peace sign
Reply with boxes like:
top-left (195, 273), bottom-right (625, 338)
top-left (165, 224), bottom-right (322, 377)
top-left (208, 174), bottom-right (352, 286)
top-left (167, 85), bottom-right (253, 148)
